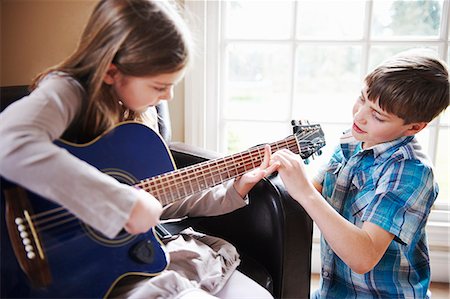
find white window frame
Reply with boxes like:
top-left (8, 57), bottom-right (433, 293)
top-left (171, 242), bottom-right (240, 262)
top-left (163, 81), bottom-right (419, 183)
top-left (184, 0), bottom-right (450, 282)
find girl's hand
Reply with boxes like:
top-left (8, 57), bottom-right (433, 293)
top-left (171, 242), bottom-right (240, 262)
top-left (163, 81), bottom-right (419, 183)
top-left (233, 144), bottom-right (280, 197)
top-left (124, 189), bottom-right (163, 235)
top-left (271, 149), bottom-right (314, 202)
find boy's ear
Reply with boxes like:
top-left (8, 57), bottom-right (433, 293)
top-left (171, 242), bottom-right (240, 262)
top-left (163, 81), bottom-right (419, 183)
top-left (103, 64), bottom-right (119, 85)
top-left (404, 122), bottom-right (428, 136)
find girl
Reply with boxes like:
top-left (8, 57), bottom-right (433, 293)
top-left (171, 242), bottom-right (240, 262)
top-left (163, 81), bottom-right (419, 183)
top-left (0, 0), bottom-right (276, 298)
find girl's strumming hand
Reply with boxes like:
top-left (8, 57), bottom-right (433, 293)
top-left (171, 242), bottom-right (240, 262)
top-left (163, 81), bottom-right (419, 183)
top-left (233, 144), bottom-right (280, 198)
top-left (124, 189), bottom-right (163, 235)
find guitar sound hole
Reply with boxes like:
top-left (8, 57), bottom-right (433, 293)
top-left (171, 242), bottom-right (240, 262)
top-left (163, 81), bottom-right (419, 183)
top-left (83, 224), bottom-right (136, 246)
top-left (80, 168), bottom-right (138, 245)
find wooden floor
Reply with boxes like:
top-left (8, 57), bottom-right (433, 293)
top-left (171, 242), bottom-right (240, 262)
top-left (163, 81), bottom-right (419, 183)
top-left (310, 274), bottom-right (450, 298)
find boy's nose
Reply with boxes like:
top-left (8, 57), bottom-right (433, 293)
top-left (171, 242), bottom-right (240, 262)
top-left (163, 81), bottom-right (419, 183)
top-left (354, 108), bottom-right (367, 124)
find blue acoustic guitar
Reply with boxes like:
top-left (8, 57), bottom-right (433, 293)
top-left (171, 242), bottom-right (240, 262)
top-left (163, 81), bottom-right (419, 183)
top-left (0, 121), bottom-right (325, 298)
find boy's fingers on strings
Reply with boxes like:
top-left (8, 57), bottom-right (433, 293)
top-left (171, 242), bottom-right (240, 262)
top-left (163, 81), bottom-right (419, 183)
top-left (272, 149), bottom-right (295, 168)
top-left (261, 144), bottom-right (272, 169)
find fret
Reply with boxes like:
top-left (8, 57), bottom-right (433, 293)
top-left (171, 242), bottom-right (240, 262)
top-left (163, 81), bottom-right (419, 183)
top-left (250, 149), bottom-right (259, 169)
top-left (207, 161), bottom-right (217, 186)
top-left (164, 175), bottom-right (177, 202)
top-left (197, 164), bottom-right (208, 190)
top-left (209, 160), bottom-right (221, 186)
top-left (185, 167), bottom-right (196, 195)
top-left (223, 158), bottom-right (233, 181)
top-left (193, 166), bottom-right (204, 193)
top-left (237, 152), bottom-right (248, 173)
top-left (173, 172), bottom-right (188, 197)
top-left (203, 163), bottom-right (215, 188)
top-left (228, 155), bottom-right (239, 179)
top-left (216, 159), bottom-right (226, 182)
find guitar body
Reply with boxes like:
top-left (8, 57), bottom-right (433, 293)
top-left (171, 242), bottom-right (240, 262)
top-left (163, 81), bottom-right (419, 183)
top-left (1, 123), bottom-right (174, 298)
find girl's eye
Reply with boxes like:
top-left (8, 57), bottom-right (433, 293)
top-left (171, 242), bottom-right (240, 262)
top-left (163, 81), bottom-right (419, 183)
top-left (154, 87), bottom-right (166, 92)
top-left (358, 96), bottom-right (365, 103)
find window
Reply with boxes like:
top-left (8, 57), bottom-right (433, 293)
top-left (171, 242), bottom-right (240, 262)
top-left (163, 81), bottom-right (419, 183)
top-left (185, 0), bottom-right (449, 206)
top-left (184, 0), bottom-right (450, 282)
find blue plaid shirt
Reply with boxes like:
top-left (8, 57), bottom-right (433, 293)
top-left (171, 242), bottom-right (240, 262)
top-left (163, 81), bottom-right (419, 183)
top-left (312, 131), bottom-right (438, 299)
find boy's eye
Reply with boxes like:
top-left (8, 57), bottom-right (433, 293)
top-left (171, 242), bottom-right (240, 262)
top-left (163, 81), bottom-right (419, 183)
top-left (373, 113), bottom-right (385, 122)
top-left (358, 95), bottom-right (365, 102)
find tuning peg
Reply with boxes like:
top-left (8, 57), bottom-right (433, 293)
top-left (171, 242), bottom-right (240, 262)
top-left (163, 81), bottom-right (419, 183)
top-left (304, 158), bottom-right (310, 165)
top-left (317, 149), bottom-right (322, 156)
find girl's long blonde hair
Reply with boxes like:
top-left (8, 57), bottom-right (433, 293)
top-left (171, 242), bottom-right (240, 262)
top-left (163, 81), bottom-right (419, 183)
top-left (32, 0), bottom-right (192, 142)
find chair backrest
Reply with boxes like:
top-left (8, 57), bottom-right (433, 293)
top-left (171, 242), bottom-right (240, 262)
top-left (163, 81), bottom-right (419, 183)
top-left (0, 85), bottom-right (172, 143)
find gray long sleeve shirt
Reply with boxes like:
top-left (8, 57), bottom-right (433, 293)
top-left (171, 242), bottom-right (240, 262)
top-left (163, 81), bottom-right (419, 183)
top-left (0, 73), bottom-right (247, 239)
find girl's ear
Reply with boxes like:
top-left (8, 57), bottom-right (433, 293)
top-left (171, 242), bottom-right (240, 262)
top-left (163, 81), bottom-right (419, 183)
top-left (404, 122), bottom-right (428, 136)
top-left (103, 64), bottom-right (119, 85)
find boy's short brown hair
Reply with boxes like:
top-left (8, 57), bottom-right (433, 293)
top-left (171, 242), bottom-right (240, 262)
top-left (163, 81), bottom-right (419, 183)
top-left (365, 51), bottom-right (449, 124)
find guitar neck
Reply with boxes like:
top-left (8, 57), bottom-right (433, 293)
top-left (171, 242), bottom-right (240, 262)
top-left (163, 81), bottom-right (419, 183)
top-left (136, 135), bottom-right (300, 206)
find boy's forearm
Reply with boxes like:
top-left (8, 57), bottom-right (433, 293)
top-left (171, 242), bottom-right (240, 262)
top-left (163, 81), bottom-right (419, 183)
top-left (294, 187), bottom-right (392, 274)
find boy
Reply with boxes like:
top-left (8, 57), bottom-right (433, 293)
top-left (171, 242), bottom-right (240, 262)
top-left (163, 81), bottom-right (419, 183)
top-left (272, 51), bottom-right (449, 298)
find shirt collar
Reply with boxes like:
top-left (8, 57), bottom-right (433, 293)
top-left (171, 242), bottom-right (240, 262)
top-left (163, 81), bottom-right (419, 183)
top-left (339, 129), bottom-right (414, 159)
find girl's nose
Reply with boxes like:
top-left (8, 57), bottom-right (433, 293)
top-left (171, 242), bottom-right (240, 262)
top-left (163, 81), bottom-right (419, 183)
top-left (162, 86), bottom-right (174, 101)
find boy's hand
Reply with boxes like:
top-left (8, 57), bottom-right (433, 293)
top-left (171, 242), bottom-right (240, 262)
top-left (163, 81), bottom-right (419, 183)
top-left (125, 189), bottom-right (163, 235)
top-left (272, 149), bottom-right (314, 202)
top-left (233, 144), bottom-right (280, 197)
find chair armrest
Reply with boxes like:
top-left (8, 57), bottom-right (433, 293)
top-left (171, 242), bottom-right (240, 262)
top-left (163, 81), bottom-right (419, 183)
top-left (168, 142), bottom-right (313, 298)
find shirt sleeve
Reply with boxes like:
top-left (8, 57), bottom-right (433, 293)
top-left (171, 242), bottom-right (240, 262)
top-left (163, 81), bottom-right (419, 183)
top-left (361, 158), bottom-right (437, 245)
top-left (161, 180), bottom-right (248, 219)
top-left (313, 163), bottom-right (327, 187)
top-left (0, 75), bottom-right (138, 238)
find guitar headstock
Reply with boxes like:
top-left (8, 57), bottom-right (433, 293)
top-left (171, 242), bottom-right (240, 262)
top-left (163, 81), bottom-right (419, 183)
top-left (291, 120), bottom-right (326, 160)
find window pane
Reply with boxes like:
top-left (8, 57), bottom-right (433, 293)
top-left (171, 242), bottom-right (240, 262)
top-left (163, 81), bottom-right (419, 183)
top-left (304, 123), bottom-right (350, 175)
top-left (296, 0), bottom-right (365, 39)
top-left (224, 1), bottom-right (293, 40)
top-left (224, 121), bottom-right (291, 153)
top-left (225, 43), bottom-right (292, 121)
top-left (439, 109), bottom-right (449, 126)
top-left (292, 46), bottom-right (361, 123)
top-left (368, 46), bottom-right (439, 71)
top-left (435, 127), bottom-right (449, 204)
top-left (415, 127), bottom-right (430, 155)
top-left (371, 0), bottom-right (443, 38)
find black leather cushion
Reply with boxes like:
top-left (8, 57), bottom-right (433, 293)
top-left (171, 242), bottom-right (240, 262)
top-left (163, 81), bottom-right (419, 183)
top-left (1, 85), bottom-right (30, 112)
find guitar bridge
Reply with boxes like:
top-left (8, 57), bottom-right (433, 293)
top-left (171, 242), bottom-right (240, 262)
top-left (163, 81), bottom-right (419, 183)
top-left (4, 185), bottom-right (52, 287)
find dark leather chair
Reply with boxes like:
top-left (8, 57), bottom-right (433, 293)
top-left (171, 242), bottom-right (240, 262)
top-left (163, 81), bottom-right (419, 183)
top-left (0, 85), bottom-right (313, 298)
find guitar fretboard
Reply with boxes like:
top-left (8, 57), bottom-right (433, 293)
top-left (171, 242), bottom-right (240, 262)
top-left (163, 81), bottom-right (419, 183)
top-left (136, 135), bottom-right (300, 206)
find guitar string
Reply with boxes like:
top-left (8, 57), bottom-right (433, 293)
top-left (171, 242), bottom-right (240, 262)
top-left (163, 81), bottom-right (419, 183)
top-left (44, 220), bottom-right (95, 252)
top-left (21, 132), bottom-right (323, 236)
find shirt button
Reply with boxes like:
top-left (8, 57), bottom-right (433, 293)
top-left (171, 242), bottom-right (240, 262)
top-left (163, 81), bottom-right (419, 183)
top-left (323, 271), bottom-right (329, 277)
